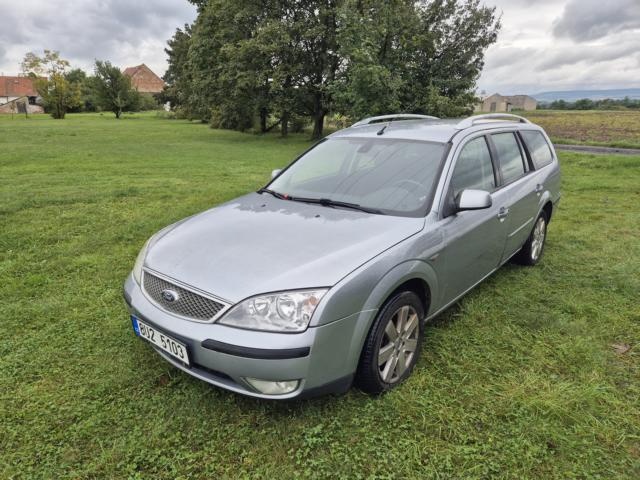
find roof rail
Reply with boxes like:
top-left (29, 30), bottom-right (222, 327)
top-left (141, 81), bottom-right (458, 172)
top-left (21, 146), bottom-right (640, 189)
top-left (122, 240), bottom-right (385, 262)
top-left (455, 113), bottom-right (531, 130)
top-left (352, 114), bottom-right (440, 127)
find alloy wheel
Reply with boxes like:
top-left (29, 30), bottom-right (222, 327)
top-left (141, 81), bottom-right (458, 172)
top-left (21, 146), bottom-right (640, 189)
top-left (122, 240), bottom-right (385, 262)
top-left (378, 305), bottom-right (420, 383)
top-left (530, 216), bottom-right (546, 261)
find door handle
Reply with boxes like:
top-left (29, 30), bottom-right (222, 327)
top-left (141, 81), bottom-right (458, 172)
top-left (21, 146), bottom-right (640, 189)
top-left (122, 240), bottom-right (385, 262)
top-left (535, 184), bottom-right (544, 195)
top-left (497, 207), bottom-right (509, 220)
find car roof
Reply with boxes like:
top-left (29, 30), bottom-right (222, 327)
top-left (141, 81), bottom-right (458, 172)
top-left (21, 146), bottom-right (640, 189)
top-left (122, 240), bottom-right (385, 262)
top-left (328, 116), bottom-right (543, 144)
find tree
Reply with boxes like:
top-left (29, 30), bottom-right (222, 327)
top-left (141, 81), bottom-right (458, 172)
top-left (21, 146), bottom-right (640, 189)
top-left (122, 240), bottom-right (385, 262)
top-left (183, 0), bottom-right (341, 137)
top-left (574, 98), bottom-right (595, 110)
top-left (21, 50), bottom-right (81, 119)
top-left (550, 100), bottom-right (567, 110)
top-left (279, 0), bottom-right (342, 138)
top-left (332, 0), bottom-right (416, 118)
top-left (182, 1), bottom-right (274, 130)
top-left (93, 60), bottom-right (140, 118)
top-left (168, 0), bottom-right (500, 138)
top-left (163, 24), bottom-right (194, 113)
top-left (64, 68), bottom-right (87, 85)
top-left (63, 68), bottom-right (96, 112)
top-left (334, 0), bottom-right (500, 119)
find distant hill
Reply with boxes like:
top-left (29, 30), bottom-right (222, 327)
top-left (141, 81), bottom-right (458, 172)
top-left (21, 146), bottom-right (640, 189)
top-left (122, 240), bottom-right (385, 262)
top-left (532, 88), bottom-right (640, 103)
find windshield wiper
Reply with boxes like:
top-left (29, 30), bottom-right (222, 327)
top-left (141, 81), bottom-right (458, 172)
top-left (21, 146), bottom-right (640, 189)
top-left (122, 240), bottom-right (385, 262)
top-left (258, 189), bottom-right (383, 214)
top-left (257, 188), bottom-right (286, 199)
top-left (290, 196), bottom-right (384, 215)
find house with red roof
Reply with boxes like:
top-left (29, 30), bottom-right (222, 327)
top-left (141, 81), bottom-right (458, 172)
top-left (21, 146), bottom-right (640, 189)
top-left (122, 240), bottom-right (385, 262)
top-left (0, 76), bottom-right (44, 113)
top-left (122, 64), bottom-right (165, 94)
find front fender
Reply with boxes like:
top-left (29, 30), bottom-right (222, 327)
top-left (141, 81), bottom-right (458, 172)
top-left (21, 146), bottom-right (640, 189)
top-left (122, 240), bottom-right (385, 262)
top-left (360, 260), bottom-right (438, 314)
top-left (309, 225), bottom-right (443, 375)
top-left (341, 259), bottom-right (439, 376)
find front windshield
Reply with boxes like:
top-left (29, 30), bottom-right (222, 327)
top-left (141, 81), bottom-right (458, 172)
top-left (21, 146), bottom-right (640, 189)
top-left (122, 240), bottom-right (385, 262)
top-left (268, 137), bottom-right (446, 216)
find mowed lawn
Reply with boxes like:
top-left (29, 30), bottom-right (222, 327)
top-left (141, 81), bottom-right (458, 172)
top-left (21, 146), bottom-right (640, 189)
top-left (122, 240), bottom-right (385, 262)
top-left (1, 113), bottom-right (639, 479)
top-left (523, 110), bottom-right (640, 149)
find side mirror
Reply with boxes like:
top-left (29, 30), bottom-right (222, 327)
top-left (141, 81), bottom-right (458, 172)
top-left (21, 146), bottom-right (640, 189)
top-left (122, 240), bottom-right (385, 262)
top-left (456, 189), bottom-right (492, 212)
top-left (271, 169), bottom-right (282, 179)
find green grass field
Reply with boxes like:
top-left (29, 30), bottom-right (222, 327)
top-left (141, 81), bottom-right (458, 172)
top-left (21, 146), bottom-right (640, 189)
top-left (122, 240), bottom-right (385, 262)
top-left (1, 113), bottom-right (639, 479)
top-left (523, 110), bottom-right (640, 149)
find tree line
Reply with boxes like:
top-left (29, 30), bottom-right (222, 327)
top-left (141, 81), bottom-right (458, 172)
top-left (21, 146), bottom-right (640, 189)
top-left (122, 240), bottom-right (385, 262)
top-left (21, 50), bottom-right (160, 119)
top-left (539, 97), bottom-right (640, 111)
top-left (164, 0), bottom-right (501, 138)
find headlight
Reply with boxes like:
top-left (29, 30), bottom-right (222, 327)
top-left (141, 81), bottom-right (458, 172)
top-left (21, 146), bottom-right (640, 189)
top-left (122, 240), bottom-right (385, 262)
top-left (132, 238), bottom-right (152, 285)
top-left (218, 289), bottom-right (328, 332)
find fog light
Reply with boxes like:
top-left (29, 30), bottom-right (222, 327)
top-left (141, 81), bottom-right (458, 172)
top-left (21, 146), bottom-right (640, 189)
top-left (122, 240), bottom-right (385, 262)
top-left (244, 377), bottom-right (300, 395)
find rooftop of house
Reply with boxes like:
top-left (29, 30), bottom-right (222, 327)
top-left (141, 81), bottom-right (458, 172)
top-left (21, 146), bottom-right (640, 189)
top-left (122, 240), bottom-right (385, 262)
top-left (122, 64), bottom-right (165, 93)
top-left (0, 76), bottom-right (39, 97)
top-left (122, 65), bottom-right (144, 77)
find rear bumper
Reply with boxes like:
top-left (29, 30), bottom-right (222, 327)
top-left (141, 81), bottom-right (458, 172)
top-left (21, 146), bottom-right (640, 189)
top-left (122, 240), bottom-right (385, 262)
top-left (123, 274), bottom-right (359, 399)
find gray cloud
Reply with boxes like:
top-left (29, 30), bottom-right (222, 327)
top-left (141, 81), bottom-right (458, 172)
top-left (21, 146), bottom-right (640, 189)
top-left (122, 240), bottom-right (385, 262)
top-left (552, 0), bottom-right (640, 41)
top-left (0, 0), bottom-right (196, 76)
top-left (483, 46), bottom-right (537, 70)
top-left (0, 9), bottom-right (27, 44)
top-left (478, 0), bottom-right (640, 94)
top-left (537, 36), bottom-right (640, 70)
top-left (2, 0), bottom-right (639, 93)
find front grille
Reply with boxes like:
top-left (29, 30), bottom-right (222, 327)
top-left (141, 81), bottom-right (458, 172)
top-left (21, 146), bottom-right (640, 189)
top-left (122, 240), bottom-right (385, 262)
top-left (143, 272), bottom-right (226, 321)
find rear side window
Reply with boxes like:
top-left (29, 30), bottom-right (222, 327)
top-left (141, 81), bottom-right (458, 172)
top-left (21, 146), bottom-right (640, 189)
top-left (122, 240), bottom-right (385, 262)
top-left (491, 133), bottom-right (525, 184)
top-left (450, 137), bottom-right (496, 197)
top-left (521, 130), bottom-right (554, 169)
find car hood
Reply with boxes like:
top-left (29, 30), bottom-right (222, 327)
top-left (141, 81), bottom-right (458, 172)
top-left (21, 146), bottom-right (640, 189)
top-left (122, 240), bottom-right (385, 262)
top-left (145, 193), bottom-right (424, 302)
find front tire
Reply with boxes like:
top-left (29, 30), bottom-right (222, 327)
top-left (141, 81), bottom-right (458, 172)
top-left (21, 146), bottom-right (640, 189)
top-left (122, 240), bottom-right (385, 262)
top-left (513, 211), bottom-right (548, 266)
top-left (356, 291), bottom-right (424, 394)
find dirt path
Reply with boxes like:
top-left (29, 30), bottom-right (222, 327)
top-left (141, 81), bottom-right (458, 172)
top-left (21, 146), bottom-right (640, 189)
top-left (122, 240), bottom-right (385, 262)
top-left (554, 144), bottom-right (640, 156)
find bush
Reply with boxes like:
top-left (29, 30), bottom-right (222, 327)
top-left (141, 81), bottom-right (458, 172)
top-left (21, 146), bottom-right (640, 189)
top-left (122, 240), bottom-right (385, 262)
top-left (155, 110), bottom-right (176, 120)
top-left (138, 94), bottom-right (161, 111)
top-left (289, 116), bottom-right (308, 134)
top-left (328, 113), bottom-right (351, 130)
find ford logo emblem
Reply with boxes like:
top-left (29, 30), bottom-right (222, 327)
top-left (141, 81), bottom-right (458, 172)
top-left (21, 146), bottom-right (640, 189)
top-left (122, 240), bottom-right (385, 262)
top-left (161, 289), bottom-right (179, 303)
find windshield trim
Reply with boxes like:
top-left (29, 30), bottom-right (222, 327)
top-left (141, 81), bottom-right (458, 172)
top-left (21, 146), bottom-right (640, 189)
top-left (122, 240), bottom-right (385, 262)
top-left (260, 136), bottom-right (450, 218)
top-left (282, 195), bottom-right (385, 215)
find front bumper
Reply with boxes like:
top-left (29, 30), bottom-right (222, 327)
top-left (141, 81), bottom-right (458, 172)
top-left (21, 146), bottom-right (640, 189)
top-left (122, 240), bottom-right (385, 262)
top-left (123, 274), bottom-right (358, 399)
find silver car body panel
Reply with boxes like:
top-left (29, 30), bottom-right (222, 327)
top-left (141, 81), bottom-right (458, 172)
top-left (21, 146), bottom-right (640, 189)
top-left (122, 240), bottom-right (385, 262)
top-left (144, 194), bottom-right (425, 303)
top-left (124, 117), bottom-right (561, 398)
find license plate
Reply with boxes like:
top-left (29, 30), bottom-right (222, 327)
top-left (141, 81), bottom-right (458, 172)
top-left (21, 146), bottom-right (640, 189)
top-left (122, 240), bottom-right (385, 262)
top-left (131, 315), bottom-right (190, 366)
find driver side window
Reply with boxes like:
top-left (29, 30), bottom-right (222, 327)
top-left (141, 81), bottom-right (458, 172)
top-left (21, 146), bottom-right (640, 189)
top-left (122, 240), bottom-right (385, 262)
top-left (450, 137), bottom-right (496, 198)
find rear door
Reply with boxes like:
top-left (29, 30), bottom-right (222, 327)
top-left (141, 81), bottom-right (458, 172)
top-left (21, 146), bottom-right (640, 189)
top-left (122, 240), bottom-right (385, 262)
top-left (487, 131), bottom-right (541, 260)
top-left (437, 135), bottom-right (510, 304)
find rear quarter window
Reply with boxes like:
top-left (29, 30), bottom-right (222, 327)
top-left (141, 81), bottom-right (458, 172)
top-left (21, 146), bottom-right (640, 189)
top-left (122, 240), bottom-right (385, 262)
top-left (521, 130), bottom-right (554, 169)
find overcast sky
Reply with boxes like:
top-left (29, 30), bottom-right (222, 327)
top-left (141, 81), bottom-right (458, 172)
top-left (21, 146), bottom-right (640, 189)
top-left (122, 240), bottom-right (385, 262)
top-left (479, 0), bottom-right (640, 94)
top-left (0, 0), bottom-right (198, 78)
top-left (0, 0), bottom-right (638, 95)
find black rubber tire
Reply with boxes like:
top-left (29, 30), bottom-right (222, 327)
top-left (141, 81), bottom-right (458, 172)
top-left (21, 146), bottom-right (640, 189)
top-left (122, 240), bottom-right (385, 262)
top-left (356, 291), bottom-right (425, 395)
top-left (513, 211), bottom-right (548, 266)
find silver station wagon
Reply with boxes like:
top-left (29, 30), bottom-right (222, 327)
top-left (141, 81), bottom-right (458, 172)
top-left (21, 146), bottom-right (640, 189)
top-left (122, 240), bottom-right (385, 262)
top-left (123, 113), bottom-right (561, 399)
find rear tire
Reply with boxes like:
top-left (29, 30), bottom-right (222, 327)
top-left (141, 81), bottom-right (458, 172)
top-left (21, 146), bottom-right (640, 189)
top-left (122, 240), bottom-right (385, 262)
top-left (513, 211), bottom-right (548, 266)
top-left (356, 291), bottom-right (424, 394)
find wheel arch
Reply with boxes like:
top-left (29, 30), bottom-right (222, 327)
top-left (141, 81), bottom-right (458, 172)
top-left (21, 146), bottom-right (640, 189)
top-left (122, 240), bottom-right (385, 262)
top-left (537, 188), bottom-right (554, 224)
top-left (542, 200), bottom-right (553, 223)
top-left (345, 260), bottom-right (438, 374)
top-left (363, 260), bottom-right (437, 315)
top-left (385, 278), bottom-right (430, 317)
